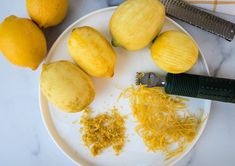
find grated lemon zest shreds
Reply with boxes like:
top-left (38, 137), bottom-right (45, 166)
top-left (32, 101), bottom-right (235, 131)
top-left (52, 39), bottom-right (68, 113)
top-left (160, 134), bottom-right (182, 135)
top-left (121, 85), bottom-right (203, 160)
top-left (80, 107), bottom-right (126, 156)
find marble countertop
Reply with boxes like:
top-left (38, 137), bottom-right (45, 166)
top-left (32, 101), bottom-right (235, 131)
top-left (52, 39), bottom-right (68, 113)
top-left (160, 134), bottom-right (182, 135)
top-left (1, 0), bottom-right (235, 166)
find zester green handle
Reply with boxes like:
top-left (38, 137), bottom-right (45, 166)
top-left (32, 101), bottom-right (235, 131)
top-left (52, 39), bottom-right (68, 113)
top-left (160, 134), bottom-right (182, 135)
top-left (165, 73), bottom-right (235, 103)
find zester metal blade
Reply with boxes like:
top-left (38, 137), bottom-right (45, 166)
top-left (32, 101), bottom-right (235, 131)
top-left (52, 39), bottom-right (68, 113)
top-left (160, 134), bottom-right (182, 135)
top-left (136, 72), bottom-right (166, 87)
top-left (161, 0), bottom-right (235, 41)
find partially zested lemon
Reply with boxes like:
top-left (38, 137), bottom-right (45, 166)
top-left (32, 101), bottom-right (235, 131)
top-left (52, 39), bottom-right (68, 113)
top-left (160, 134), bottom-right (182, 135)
top-left (151, 30), bottom-right (199, 74)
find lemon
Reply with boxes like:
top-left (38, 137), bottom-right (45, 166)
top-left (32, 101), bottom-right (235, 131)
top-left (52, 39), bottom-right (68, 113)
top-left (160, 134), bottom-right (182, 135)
top-left (68, 26), bottom-right (116, 78)
top-left (40, 61), bottom-right (95, 113)
top-left (151, 31), bottom-right (199, 74)
top-left (26, 0), bottom-right (68, 28)
top-left (0, 15), bottom-right (47, 70)
top-left (110, 0), bottom-right (165, 51)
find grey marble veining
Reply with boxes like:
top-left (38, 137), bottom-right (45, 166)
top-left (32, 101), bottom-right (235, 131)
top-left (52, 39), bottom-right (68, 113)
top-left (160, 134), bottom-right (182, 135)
top-left (0, 0), bottom-right (235, 166)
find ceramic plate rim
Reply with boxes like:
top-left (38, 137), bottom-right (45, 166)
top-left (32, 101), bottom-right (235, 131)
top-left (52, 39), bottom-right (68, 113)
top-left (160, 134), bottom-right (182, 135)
top-left (39, 7), bottom-right (212, 166)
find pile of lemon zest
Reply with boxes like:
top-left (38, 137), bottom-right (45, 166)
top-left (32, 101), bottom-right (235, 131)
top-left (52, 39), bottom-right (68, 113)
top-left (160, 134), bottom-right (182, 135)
top-left (122, 85), bottom-right (203, 160)
top-left (80, 107), bottom-right (126, 156)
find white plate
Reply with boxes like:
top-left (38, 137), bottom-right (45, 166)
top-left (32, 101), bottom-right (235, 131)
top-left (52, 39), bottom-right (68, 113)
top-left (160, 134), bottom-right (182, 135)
top-left (39, 7), bottom-right (211, 166)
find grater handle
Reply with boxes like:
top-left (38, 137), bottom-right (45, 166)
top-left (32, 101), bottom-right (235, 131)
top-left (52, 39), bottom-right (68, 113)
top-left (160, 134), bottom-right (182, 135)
top-left (161, 0), bottom-right (235, 41)
top-left (165, 73), bottom-right (235, 103)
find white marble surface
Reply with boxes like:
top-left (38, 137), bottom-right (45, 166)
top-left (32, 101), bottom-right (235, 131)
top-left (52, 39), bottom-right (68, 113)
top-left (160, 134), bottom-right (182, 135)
top-left (0, 0), bottom-right (235, 166)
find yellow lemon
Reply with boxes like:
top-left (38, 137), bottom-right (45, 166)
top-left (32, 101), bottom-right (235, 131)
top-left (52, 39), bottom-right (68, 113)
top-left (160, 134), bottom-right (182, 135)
top-left (68, 26), bottom-right (116, 78)
top-left (26, 0), bottom-right (68, 28)
top-left (110, 0), bottom-right (165, 51)
top-left (151, 31), bottom-right (199, 74)
top-left (0, 15), bottom-right (47, 70)
top-left (40, 61), bottom-right (95, 113)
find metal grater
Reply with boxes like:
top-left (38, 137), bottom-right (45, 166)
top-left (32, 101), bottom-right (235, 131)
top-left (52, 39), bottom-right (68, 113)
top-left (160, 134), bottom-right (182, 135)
top-left (161, 0), bottom-right (235, 41)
